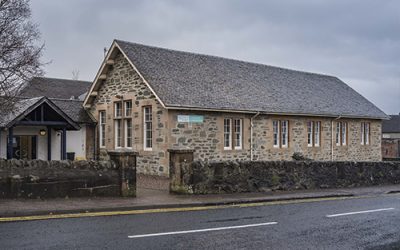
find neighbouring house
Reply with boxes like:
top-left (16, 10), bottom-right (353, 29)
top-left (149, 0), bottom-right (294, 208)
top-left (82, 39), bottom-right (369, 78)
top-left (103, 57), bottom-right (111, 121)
top-left (382, 114), bottom-right (400, 159)
top-left (0, 77), bottom-right (95, 160)
top-left (83, 39), bottom-right (388, 177)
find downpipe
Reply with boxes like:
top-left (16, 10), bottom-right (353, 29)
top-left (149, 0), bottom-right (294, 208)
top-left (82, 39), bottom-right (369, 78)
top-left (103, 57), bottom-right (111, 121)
top-left (250, 112), bottom-right (260, 161)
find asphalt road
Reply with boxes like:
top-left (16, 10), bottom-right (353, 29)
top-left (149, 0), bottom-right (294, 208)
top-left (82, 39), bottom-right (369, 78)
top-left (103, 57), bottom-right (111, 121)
top-left (1, 194), bottom-right (399, 250)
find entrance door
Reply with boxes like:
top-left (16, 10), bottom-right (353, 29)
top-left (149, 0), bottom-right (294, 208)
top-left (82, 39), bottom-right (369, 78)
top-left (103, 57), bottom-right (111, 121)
top-left (11, 136), bottom-right (37, 160)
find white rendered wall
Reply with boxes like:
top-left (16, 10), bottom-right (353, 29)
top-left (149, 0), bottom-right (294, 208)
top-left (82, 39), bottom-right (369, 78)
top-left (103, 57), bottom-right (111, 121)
top-left (66, 126), bottom-right (86, 160)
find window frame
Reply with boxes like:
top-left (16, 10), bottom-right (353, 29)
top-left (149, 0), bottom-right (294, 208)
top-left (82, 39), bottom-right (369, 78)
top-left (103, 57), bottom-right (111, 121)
top-left (114, 119), bottom-right (122, 149)
top-left (314, 121), bottom-right (321, 147)
top-left (223, 118), bottom-right (232, 150)
top-left (341, 122), bottom-right (347, 146)
top-left (307, 121), bottom-right (314, 147)
top-left (114, 102), bottom-right (122, 118)
top-left (281, 120), bottom-right (288, 148)
top-left (124, 118), bottom-right (133, 149)
top-left (99, 111), bottom-right (106, 148)
top-left (273, 120), bottom-right (280, 148)
top-left (143, 106), bottom-right (153, 150)
top-left (233, 119), bottom-right (243, 150)
top-left (124, 100), bottom-right (132, 117)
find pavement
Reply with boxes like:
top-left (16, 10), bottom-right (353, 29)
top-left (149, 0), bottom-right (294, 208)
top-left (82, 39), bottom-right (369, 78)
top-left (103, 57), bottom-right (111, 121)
top-left (1, 184), bottom-right (400, 217)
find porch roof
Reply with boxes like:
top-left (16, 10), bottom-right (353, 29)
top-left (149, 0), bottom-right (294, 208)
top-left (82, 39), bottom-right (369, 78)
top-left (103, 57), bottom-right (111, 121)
top-left (0, 96), bottom-right (81, 130)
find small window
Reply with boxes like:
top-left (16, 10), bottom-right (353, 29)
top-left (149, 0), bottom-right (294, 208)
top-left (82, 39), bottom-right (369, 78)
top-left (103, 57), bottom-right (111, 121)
top-left (124, 101), bottom-right (132, 117)
top-left (114, 102), bottom-right (122, 118)
top-left (143, 107), bottom-right (152, 149)
top-left (281, 120), bottom-right (288, 147)
top-left (234, 119), bottom-right (242, 150)
top-left (224, 118), bottom-right (232, 150)
top-left (341, 122), bottom-right (347, 146)
top-left (307, 121), bottom-right (313, 147)
top-left (335, 122), bottom-right (341, 146)
top-left (99, 111), bottom-right (106, 148)
top-left (314, 121), bottom-right (320, 147)
top-left (125, 119), bottom-right (132, 148)
top-left (273, 120), bottom-right (280, 148)
top-left (115, 119), bottom-right (122, 148)
top-left (361, 122), bottom-right (370, 145)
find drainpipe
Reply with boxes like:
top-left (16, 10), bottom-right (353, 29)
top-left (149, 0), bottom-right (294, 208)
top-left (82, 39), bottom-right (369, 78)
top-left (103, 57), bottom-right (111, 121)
top-left (250, 112), bottom-right (260, 161)
top-left (331, 115), bottom-right (342, 161)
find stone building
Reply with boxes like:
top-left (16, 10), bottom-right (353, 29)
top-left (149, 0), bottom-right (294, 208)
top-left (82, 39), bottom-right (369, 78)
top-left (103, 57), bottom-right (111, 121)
top-left (83, 40), bottom-right (388, 177)
top-left (382, 114), bottom-right (400, 159)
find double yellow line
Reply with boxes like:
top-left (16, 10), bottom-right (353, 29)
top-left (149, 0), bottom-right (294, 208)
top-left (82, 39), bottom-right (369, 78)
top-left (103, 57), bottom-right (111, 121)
top-left (0, 195), bottom-right (357, 223)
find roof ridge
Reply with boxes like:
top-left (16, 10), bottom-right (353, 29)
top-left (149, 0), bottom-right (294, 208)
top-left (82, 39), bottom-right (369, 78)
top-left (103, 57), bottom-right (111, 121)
top-left (32, 76), bottom-right (92, 84)
top-left (49, 97), bottom-right (84, 102)
top-left (115, 39), bottom-right (337, 79)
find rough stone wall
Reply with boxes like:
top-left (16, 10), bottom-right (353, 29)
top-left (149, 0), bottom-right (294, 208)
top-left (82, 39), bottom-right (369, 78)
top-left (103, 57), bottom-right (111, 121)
top-left (90, 51), bottom-right (169, 176)
top-left (0, 159), bottom-right (119, 198)
top-left (169, 111), bottom-right (382, 163)
top-left (85, 125), bottom-right (96, 160)
top-left (174, 160), bottom-right (400, 194)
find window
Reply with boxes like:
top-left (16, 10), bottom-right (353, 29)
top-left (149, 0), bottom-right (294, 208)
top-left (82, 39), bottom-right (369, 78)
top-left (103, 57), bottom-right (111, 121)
top-left (114, 102), bottom-right (122, 118)
top-left (307, 121), bottom-right (313, 147)
top-left (115, 119), bottom-right (122, 148)
top-left (224, 118), bottom-right (232, 150)
top-left (273, 120), bottom-right (289, 148)
top-left (124, 101), bottom-right (132, 117)
top-left (234, 119), bottom-right (242, 149)
top-left (361, 122), bottom-right (370, 145)
top-left (341, 122), bottom-right (347, 146)
top-left (281, 120), bottom-right (288, 147)
top-left (99, 111), bottom-right (106, 148)
top-left (273, 120), bottom-right (280, 147)
top-left (143, 106), bottom-right (152, 149)
top-left (335, 122), bottom-right (341, 146)
top-left (307, 121), bottom-right (321, 147)
top-left (336, 121), bottom-right (347, 146)
top-left (125, 119), bottom-right (132, 148)
top-left (314, 121), bottom-right (320, 147)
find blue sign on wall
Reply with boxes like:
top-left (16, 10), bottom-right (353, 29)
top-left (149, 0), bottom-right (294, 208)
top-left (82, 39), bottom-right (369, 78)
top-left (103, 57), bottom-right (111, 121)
top-left (177, 115), bottom-right (204, 123)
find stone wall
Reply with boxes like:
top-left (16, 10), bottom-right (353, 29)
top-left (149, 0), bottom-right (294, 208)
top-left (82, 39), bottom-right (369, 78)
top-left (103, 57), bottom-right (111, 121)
top-left (172, 160), bottom-right (400, 194)
top-left (90, 51), bottom-right (169, 176)
top-left (0, 153), bottom-right (137, 198)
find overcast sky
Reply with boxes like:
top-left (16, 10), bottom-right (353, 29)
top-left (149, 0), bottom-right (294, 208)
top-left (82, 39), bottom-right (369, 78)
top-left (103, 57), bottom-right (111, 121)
top-left (30, 0), bottom-right (399, 114)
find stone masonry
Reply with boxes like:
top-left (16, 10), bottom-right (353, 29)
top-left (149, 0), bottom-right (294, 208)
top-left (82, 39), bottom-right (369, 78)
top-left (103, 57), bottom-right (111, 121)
top-left (89, 50), bottom-right (383, 177)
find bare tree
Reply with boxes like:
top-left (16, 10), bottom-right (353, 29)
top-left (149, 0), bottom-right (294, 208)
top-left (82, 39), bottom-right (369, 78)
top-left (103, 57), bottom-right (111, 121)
top-left (0, 0), bottom-right (44, 111)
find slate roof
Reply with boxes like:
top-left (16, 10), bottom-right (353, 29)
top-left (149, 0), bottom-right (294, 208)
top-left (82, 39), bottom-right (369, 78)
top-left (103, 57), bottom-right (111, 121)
top-left (20, 77), bottom-right (91, 100)
top-left (0, 97), bottom-right (94, 127)
top-left (115, 40), bottom-right (388, 119)
top-left (382, 115), bottom-right (400, 133)
top-left (51, 98), bottom-right (94, 124)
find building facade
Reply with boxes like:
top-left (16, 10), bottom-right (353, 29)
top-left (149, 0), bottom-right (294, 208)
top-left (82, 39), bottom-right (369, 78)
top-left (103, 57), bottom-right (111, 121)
top-left (84, 40), bottom-right (388, 176)
top-left (382, 114), bottom-right (400, 159)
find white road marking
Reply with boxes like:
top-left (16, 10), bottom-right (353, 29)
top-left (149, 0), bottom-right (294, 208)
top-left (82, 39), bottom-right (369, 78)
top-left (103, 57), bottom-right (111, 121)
top-left (128, 222), bottom-right (278, 238)
top-left (326, 208), bottom-right (395, 218)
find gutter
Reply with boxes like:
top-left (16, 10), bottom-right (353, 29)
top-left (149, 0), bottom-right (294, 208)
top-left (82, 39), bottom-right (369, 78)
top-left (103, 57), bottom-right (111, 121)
top-left (331, 115), bottom-right (342, 161)
top-left (250, 112), bottom-right (261, 161)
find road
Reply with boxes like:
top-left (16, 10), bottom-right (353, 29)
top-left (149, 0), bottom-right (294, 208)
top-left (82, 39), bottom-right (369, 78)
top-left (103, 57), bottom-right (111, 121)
top-left (1, 194), bottom-right (399, 250)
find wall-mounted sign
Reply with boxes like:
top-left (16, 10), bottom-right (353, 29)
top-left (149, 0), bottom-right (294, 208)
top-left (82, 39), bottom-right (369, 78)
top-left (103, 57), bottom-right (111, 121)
top-left (177, 115), bottom-right (204, 123)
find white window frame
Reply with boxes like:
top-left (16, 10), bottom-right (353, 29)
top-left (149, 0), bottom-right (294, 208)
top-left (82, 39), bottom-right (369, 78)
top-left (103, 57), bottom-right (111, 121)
top-left (365, 123), bottom-right (370, 145)
top-left (314, 121), bottom-right (320, 147)
top-left (114, 102), bottom-right (122, 118)
top-left (114, 119), bottom-right (122, 149)
top-left (273, 120), bottom-right (280, 148)
top-left (342, 122), bottom-right (347, 146)
top-left (336, 122), bottom-right (341, 146)
top-left (281, 120), bottom-right (288, 148)
top-left (124, 118), bottom-right (133, 149)
top-left (307, 121), bottom-right (313, 147)
top-left (99, 111), bottom-right (106, 148)
top-left (143, 106), bottom-right (152, 150)
top-left (124, 101), bottom-right (132, 117)
top-left (361, 122), bottom-right (365, 145)
top-left (224, 118), bottom-right (232, 150)
top-left (234, 119), bottom-right (242, 150)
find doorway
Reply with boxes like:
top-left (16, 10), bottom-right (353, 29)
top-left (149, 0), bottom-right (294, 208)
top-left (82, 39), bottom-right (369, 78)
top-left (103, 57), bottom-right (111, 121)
top-left (10, 135), bottom-right (37, 160)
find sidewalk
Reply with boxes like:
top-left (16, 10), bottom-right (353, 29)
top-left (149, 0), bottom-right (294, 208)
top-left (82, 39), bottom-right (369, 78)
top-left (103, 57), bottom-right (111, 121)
top-left (1, 185), bottom-right (400, 217)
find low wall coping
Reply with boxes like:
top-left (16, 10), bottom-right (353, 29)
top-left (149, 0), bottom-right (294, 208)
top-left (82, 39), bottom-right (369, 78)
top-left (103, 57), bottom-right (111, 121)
top-left (167, 149), bottom-right (195, 153)
top-left (107, 149), bottom-right (138, 156)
